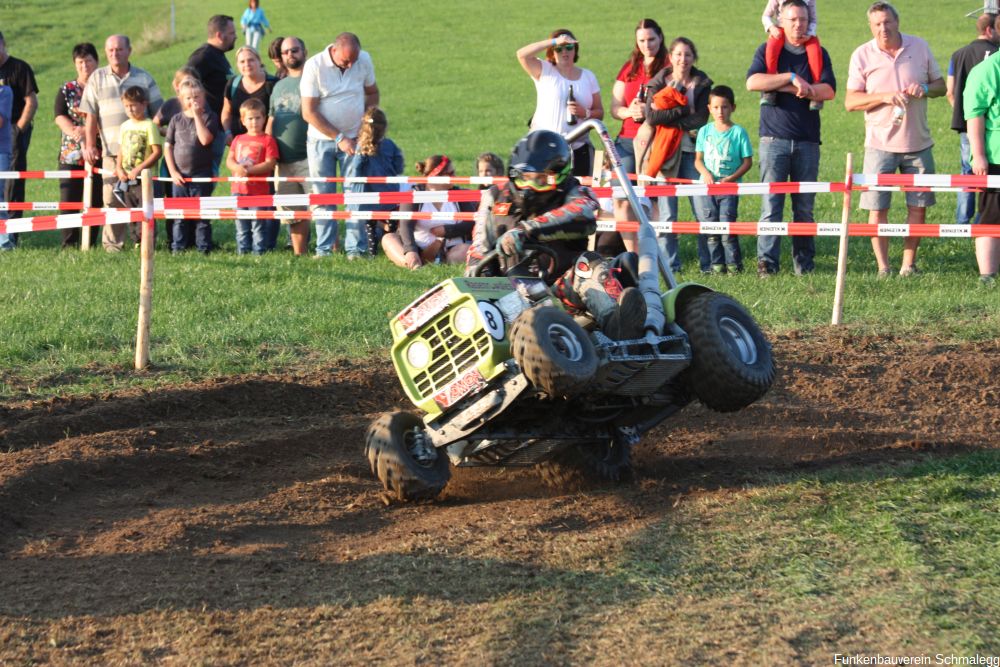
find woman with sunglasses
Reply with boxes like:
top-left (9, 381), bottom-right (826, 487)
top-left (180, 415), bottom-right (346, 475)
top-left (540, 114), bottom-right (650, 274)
top-left (516, 29), bottom-right (604, 177)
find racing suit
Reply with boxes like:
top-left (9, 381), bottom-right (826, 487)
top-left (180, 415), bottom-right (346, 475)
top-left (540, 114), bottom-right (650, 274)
top-left (466, 177), bottom-right (641, 333)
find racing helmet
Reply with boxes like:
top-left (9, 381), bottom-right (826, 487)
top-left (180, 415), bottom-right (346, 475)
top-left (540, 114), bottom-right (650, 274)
top-left (508, 130), bottom-right (573, 215)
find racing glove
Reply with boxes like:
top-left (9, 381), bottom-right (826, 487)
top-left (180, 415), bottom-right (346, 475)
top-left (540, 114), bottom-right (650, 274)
top-left (496, 228), bottom-right (527, 258)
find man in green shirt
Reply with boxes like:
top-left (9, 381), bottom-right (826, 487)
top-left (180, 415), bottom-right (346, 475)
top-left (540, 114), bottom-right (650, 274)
top-left (267, 36), bottom-right (310, 255)
top-left (964, 51), bottom-right (1000, 285)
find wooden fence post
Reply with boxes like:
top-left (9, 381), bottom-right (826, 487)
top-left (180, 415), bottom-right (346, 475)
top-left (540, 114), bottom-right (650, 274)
top-left (135, 169), bottom-right (155, 370)
top-left (81, 163), bottom-right (93, 251)
top-left (831, 153), bottom-right (853, 325)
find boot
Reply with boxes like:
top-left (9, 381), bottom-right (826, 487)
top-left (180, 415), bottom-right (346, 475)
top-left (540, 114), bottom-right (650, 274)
top-left (603, 287), bottom-right (647, 340)
top-left (571, 252), bottom-right (647, 341)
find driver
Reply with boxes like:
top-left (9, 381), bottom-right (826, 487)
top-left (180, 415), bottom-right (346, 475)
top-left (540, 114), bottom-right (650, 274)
top-left (466, 130), bottom-right (646, 340)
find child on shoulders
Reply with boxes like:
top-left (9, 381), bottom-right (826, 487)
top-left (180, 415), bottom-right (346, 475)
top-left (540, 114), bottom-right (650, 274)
top-left (761, 0), bottom-right (824, 110)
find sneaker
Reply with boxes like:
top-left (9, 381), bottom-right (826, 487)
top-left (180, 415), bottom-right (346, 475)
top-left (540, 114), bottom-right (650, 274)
top-left (877, 267), bottom-right (893, 279)
top-left (809, 100), bottom-right (824, 112)
top-left (711, 264), bottom-right (726, 274)
top-left (899, 265), bottom-right (921, 277)
top-left (760, 91), bottom-right (777, 106)
top-left (605, 287), bottom-right (647, 340)
top-left (726, 263), bottom-right (743, 274)
top-left (980, 273), bottom-right (997, 287)
top-left (757, 259), bottom-right (775, 279)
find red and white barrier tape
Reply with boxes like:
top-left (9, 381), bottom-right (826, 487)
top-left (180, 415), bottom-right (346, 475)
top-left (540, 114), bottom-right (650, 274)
top-left (0, 209), bottom-right (145, 234)
top-left (0, 170), bottom-right (87, 180)
top-left (156, 209), bottom-right (478, 221)
top-left (852, 173), bottom-right (1000, 189)
top-left (9, 207), bottom-right (1000, 239)
top-left (594, 220), bottom-right (1000, 238)
top-left (157, 189), bottom-right (484, 209)
top-left (0, 201), bottom-right (87, 211)
top-left (151, 182), bottom-right (847, 210)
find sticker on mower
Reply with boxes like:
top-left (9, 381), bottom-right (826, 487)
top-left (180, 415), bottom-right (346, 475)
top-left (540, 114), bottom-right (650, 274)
top-left (477, 301), bottom-right (506, 340)
top-left (433, 367), bottom-right (486, 408)
top-left (397, 288), bottom-right (450, 333)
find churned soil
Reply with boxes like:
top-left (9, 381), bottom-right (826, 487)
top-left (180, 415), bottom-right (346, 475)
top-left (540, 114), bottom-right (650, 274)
top-left (1, 329), bottom-right (998, 664)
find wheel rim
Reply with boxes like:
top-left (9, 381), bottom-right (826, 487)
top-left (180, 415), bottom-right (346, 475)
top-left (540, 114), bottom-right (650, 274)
top-left (546, 322), bottom-right (585, 362)
top-left (403, 427), bottom-right (438, 468)
top-left (718, 316), bottom-right (758, 365)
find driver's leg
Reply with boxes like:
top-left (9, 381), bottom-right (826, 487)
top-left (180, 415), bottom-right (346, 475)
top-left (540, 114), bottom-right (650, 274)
top-left (556, 252), bottom-right (646, 340)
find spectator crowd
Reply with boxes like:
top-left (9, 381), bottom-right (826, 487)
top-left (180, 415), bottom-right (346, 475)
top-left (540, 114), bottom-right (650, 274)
top-left (0, 1), bottom-right (998, 284)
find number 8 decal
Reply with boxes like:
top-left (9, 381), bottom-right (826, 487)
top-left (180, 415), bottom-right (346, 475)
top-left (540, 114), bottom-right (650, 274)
top-left (477, 301), bottom-right (505, 340)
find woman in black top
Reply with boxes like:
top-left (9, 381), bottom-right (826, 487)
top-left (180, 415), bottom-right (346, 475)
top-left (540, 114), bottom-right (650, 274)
top-left (221, 45), bottom-right (277, 140)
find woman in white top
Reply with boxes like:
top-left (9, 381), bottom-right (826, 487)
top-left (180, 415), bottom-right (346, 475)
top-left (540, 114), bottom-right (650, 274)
top-left (517, 29), bottom-right (604, 177)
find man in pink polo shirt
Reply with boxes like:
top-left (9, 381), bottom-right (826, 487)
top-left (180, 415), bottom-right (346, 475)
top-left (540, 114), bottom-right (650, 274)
top-left (845, 2), bottom-right (946, 278)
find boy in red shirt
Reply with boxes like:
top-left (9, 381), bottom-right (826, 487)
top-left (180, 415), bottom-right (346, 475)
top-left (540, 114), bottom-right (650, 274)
top-left (227, 98), bottom-right (279, 254)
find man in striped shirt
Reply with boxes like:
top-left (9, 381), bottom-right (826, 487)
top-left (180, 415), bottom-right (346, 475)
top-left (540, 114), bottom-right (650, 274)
top-left (81, 34), bottom-right (163, 252)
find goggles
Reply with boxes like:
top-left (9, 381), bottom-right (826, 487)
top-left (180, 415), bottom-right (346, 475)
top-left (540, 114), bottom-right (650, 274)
top-left (513, 171), bottom-right (561, 192)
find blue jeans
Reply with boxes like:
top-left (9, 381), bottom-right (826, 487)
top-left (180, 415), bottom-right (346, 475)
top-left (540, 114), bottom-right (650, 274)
top-left (171, 181), bottom-right (215, 252)
top-left (757, 137), bottom-right (819, 274)
top-left (614, 135), bottom-right (636, 175)
top-left (211, 133), bottom-right (227, 177)
top-left (308, 138), bottom-right (355, 256)
top-left (236, 207), bottom-right (276, 255)
top-left (0, 152), bottom-right (12, 250)
top-left (697, 194), bottom-right (742, 269)
top-left (958, 132), bottom-right (977, 224)
top-left (657, 151), bottom-right (711, 272)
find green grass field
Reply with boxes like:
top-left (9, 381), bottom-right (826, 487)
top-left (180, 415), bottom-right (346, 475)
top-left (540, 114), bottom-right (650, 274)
top-left (2, 2), bottom-right (1000, 663)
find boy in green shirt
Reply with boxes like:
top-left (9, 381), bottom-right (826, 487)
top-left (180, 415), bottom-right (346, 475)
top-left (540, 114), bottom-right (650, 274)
top-left (110, 85), bottom-right (162, 250)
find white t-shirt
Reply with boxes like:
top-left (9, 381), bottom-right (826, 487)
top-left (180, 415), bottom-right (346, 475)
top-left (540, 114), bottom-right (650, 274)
top-left (300, 47), bottom-right (376, 142)
top-left (529, 61), bottom-right (600, 149)
top-left (414, 201), bottom-right (461, 250)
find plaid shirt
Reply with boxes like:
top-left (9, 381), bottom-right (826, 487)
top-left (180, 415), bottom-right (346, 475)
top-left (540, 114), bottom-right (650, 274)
top-left (80, 64), bottom-right (163, 156)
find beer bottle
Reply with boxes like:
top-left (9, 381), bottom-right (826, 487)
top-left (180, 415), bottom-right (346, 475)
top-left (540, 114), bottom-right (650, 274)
top-left (567, 85), bottom-right (578, 126)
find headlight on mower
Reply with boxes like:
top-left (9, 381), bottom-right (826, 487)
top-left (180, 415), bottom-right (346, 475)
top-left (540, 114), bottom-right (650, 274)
top-left (453, 306), bottom-right (478, 336)
top-left (406, 340), bottom-right (431, 369)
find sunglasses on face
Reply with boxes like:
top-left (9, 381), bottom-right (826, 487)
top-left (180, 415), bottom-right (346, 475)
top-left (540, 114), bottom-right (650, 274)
top-left (281, 47), bottom-right (302, 54)
top-left (553, 44), bottom-right (575, 53)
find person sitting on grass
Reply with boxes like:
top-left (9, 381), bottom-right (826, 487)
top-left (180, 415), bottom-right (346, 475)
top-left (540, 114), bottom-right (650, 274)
top-left (164, 79), bottom-right (222, 254)
top-left (226, 98), bottom-right (279, 255)
top-left (476, 151), bottom-right (504, 189)
top-left (381, 155), bottom-right (477, 270)
top-left (112, 85), bottom-right (162, 248)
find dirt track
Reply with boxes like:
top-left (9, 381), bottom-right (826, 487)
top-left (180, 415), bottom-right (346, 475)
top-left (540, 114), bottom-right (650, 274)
top-left (2, 329), bottom-right (999, 663)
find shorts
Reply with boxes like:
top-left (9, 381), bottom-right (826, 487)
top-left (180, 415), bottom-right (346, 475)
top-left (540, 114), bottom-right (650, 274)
top-left (977, 163), bottom-right (1000, 225)
top-left (276, 159), bottom-right (310, 218)
top-left (859, 146), bottom-right (936, 210)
